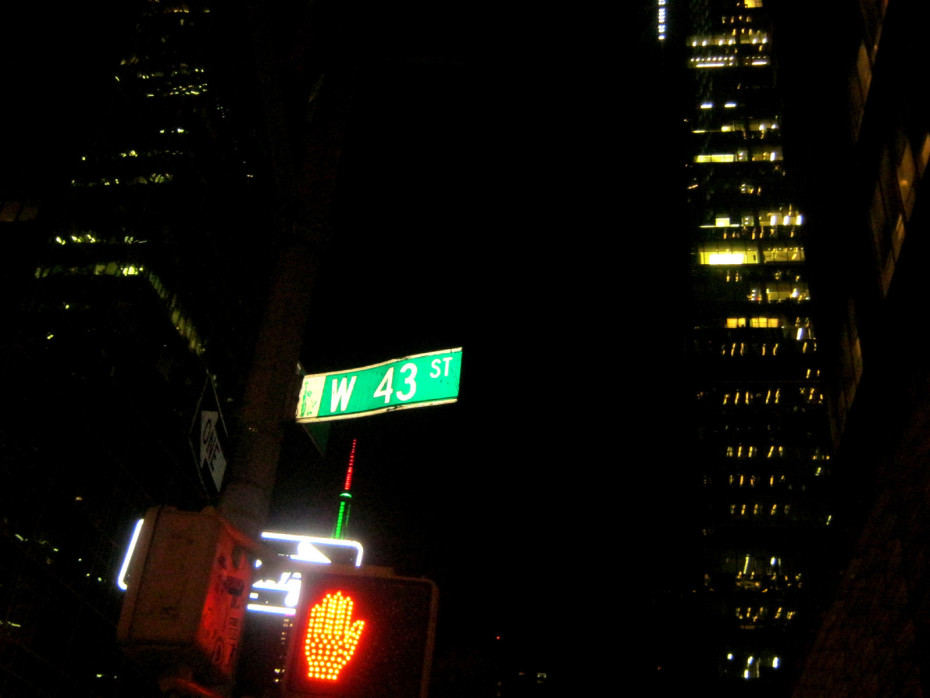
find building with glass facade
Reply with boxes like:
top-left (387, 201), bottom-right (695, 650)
top-left (651, 0), bottom-right (930, 693)
top-left (671, 0), bottom-right (843, 691)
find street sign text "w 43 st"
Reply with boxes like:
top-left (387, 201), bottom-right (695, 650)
top-left (296, 348), bottom-right (462, 423)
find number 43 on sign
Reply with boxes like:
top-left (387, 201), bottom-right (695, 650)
top-left (296, 348), bottom-right (462, 423)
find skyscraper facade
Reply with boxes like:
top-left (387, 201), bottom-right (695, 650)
top-left (1, 3), bottom-right (278, 694)
top-left (675, 0), bottom-right (840, 691)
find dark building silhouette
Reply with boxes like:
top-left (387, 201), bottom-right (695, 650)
top-left (0, 2), bottom-right (282, 694)
top-left (787, 0), bottom-right (930, 693)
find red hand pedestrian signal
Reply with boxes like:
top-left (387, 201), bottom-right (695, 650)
top-left (301, 591), bottom-right (365, 681)
top-left (283, 565), bottom-right (437, 697)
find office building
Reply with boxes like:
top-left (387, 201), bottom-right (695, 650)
top-left (649, 0), bottom-right (930, 694)
top-left (658, 0), bottom-right (848, 692)
top-left (0, 2), bottom-right (279, 694)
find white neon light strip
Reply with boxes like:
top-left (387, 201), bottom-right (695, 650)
top-left (116, 523), bottom-right (365, 620)
top-left (117, 518), bottom-right (145, 591)
top-left (247, 604), bottom-right (297, 616)
top-left (260, 532), bottom-right (364, 567)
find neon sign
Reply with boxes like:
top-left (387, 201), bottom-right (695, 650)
top-left (117, 522), bottom-right (365, 618)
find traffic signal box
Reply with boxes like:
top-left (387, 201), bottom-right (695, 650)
top-left (282, 564), bottom-right (438, 698)
top-left (117, 506), bottom-right (253, 687)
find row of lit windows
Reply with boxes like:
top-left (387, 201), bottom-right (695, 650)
top-left (35, 262), bottom-right (144, 279)
top-left (729, 502), bottom-right (793, 519)
top-left (725, 443), bottom-right (829, 460)
top-left (707, 554), bottom-right (799, 585)
top-left (695, 147), bottom-right (783, 163)
top-left (707, 555), bottom-right (803, 592)
top-left (716, 340), bottom-right (817, 357)
top-left (689, 176), bottom-right (789, 198)
top-left (703, 226), bottom-right (802, 241)
top-left (691, 41), bottom-right (770, 56)
top-left (690, 55), bottom-right (771, 69)
top-left (747, 282), bottom-right (810, 302)
top-left (52, 233), bottom-right (146, 246)
top-left (735, 571), bottom-right (802, 591)
top-left (729, 472), bottom-right (788, 487)
top-left (117, 149), bottom-right (186, 159)
top-left (701, 210), bottom-right (802, 228)
top-left (725, 444), bottom-right (785, 462)
top-left (697, 243), bottom-right (804, 265)
top-left (725, 652), bottom-right (781, 681)
top-left (731, 553), bottom-right (781, 575)
top-left (689, 30), bottom-right (769, 47)
top-left (130, 65), bottom-right (206, 79)
top-left (727, 445), bottom-right (779, 460)
top-left (692, 118), bottom-right (779, 135)
top-left (697, 379), bottom-right (823, 408)
top-left (71, 173), bottom-right (175, 187)
top-left (714, 261), bottom-right (798, 277)
top-left (735, 605), bottom-right (795, 624)
top-left (34, 263), bottom-right (204, 356)
top-left (165, 83), bottom-right (209, 97)
top-left (719, 386), bottom-right (822, 407)
top-left (725, 7), bottom-right (764, 21)
top-left (710, 269), bottom-right (802, 283)
top-left (731, 316), bottom-right (777, 329)
top-left (724, 316), bottom-right (813, 332)
top-left (722, 389), bottom-right (781, 406)
top-left (694, 278), bottom-right (810, 303)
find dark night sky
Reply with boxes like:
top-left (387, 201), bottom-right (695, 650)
top-left (285, 5), bottom-right (675, 685)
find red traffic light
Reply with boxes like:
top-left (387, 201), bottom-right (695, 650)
top-left (282, 565), bottom-right (438, 698)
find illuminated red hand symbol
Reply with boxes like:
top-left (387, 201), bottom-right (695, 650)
top-left (302, 591), bottom-right (366, 681)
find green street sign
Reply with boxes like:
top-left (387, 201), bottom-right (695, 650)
top-left (296, 348), bottom-right (462, 423)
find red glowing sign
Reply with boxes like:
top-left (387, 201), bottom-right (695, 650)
top-left (301, 591), bottom-right (365, 681)
top-left (283, 565), bottom-right (437, 698)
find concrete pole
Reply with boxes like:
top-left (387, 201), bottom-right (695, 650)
top-left (219, 0), bottom-right (356, 542)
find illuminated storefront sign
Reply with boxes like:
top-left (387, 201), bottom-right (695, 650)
top-left (118, 523), bottom-right (364, 618)
top-left (247, 533), bottom-right (364, 617)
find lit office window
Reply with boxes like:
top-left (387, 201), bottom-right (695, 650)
top-left (761, 245), bottom-right (805, 263)
top-left (698, 243), bottom-right (760, 265)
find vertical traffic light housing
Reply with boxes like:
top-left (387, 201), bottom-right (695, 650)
top-left (282, 564), bottom-right (438, 698)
